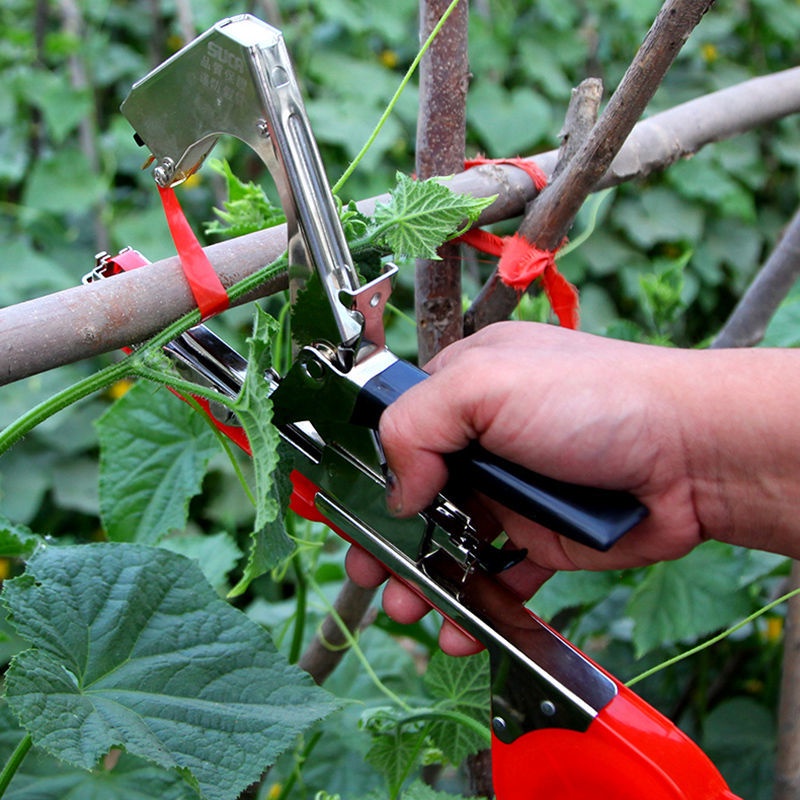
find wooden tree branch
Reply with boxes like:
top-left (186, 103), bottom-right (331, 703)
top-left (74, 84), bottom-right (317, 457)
top-left (472, 76), bottom-right (601, 337)
top-left (552, 78), bottom-right (603, 182)
top-left (775, 562), bottom-right (800, 800)
top-left (1, 67), bottom-right (798, 385)
top-left (712, 206), bottom-right (800, 348)
top-left (465, 0), bottom-right (716, 333)
top-left (415, 0), bottom-right (469, 366)
top-left (298, 580), bottom-right (377, 685)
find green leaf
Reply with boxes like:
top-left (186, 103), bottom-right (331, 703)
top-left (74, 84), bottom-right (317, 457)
top-left (701, 698), bottom-right (775, 800)
top-left (229, 308), bottom-right (294, 597)
top-left (402, 780), bottom-right (469, 800)
top-left (627, 541), bottom-right (753, 657)
top-left (159, 532), bottom-right (243, 591)
top-left (51, 456), bottom-right (99, 516)
top-left (290, 269), bottom-right (345, 350)
top-left (22, 149), bottom-right (107, 215)
top-left (2, 543), bottom-right (337, 800)
top-left (372, 173), bottom-right (495, 260)
top-left (528, 570), bottom-right (622, 621)
top-left (0, 703), bottom-right (200, 800)
top-left (423, 651), bottom-right (490, 763)
top-left (0, 516), bottom-right (41, 559)
top-left (97, 383), bottom-right (219, 544)
top-left (0, 121), bottom-right (29, 185)
top-left (0, 238), bottom-right (73, 307)
top-left (467, 81), bottom-right (553, 156)
top-left (203, 159), bottom-right (285, 239)
top-left (732, 547), bottom-right (788, 586)
top-left (12, 69), bottom-right (92, 144)
top-left (364, 716), bottom-right (429, 799)
top-left (614, 187), bottom-right (704, 249)
top-left (668, 157), bottom-right (756, 222)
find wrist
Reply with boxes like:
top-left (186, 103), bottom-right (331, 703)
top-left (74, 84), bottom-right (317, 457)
top-left (677, 348), bottom-right (800, 557)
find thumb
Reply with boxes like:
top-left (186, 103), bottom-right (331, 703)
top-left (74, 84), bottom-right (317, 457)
top-left (378, 362), bottom-right (485, 516)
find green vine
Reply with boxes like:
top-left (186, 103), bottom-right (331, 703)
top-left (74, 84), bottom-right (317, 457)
top-left (331, 0), bottom-right (464, 195)
top-left (0, 735), bottom-right (32, 796)
top-left (626, 584), bottom-right (800, 688)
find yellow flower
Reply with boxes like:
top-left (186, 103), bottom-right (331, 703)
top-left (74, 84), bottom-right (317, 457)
top-left (107, 379), bottom-right (134, 401)
top-left (701, 43), bottom-right (719, 63)
top-left (764, 615), bottom-right (783, 643)
top-left (183, 172), bottom-right (203, 189)
top-left (266, 784), bottom-right (283, 800)
top-left (379, 49), bottom-right (399, 69)
top-left (167, 35), bottom-right (185, 54)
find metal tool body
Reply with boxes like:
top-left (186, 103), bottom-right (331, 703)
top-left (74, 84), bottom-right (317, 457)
top-left (116, 16), bottom-right (739, 798)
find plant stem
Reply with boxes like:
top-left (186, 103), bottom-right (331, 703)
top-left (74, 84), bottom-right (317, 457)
top-left (0, 734), bottom-right (32, 797)
top-left (401, 709), bottom-right (491, 746)
top-left (626, 584), bottom-right (800, 687)
top-left (273, 730), bottom-right (323, 800)
top-left (308, 577), bottom-right (411, 711)
top-left (332, 0), bottom-right (464, 195)
top-left (132, 362), bottom-right (237, 412)
top-left (288, 552), bottom-right (307, 665)
top-left (0, 358), bottom-right (131, 454)
top-left (415, 0), bottom-right (468, 366)
top-left (0, 256), bottom-right (287, 455)
top-left (555, 188), bottom-right (613, 259)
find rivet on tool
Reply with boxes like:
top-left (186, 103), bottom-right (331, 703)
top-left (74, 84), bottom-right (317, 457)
top-left (152, 157), bottom-right (176, 187)
top-left (491, 716), bottom-right (507, 736)
top-left (540, 700), bottom-right (557, 717)
top-left (301, 354), bottom-right (326, 383)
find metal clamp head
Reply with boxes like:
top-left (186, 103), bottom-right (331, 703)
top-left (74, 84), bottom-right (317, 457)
top-left (121, 14), bottom-right (365, 357)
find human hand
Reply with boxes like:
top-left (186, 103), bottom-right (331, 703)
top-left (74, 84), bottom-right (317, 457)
top-left (346, 321), bottom-right (708, 654)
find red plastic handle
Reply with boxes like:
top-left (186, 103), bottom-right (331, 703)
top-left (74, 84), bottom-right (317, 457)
top-left (492, 671), bottom-right (740, 800)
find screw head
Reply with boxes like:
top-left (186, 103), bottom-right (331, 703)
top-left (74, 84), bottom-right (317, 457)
top-left (540, 700), bottom-right (557, 717)
top-left (152, 157), bottom-right (175, 188)
top-left (491, 716), bottom-right (507, 735)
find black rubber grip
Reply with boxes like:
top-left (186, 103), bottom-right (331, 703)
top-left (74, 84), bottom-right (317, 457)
top-left (352, 359), bottom-right (648, 551)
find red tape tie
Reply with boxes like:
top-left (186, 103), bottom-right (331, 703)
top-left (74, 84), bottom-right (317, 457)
top-left (457, 156), bottom-right (579, 329)
top-left (158, 185), bottom-right (230, 319)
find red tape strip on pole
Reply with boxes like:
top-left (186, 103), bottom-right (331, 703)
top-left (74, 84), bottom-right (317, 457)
top-left (158, 185), bottom-right (230, 319)
top-left (457, 156), bottom-right (579, 329)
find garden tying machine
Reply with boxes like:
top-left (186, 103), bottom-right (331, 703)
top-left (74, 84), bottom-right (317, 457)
top-left (98, 15), bottom-right (741, 799)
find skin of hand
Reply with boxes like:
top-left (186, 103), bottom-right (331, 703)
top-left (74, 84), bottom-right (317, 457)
top-left (345, 321), bottom-right (800, 655)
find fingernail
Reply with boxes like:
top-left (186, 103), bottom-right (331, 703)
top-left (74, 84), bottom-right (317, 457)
top-left (385, 469), bottom-right (403, 516)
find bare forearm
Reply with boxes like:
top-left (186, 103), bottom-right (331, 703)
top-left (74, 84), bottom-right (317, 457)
top-left (350, 323), bottom-right (800, 653)
top-left (675, 347), bottom-right (800, 557)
